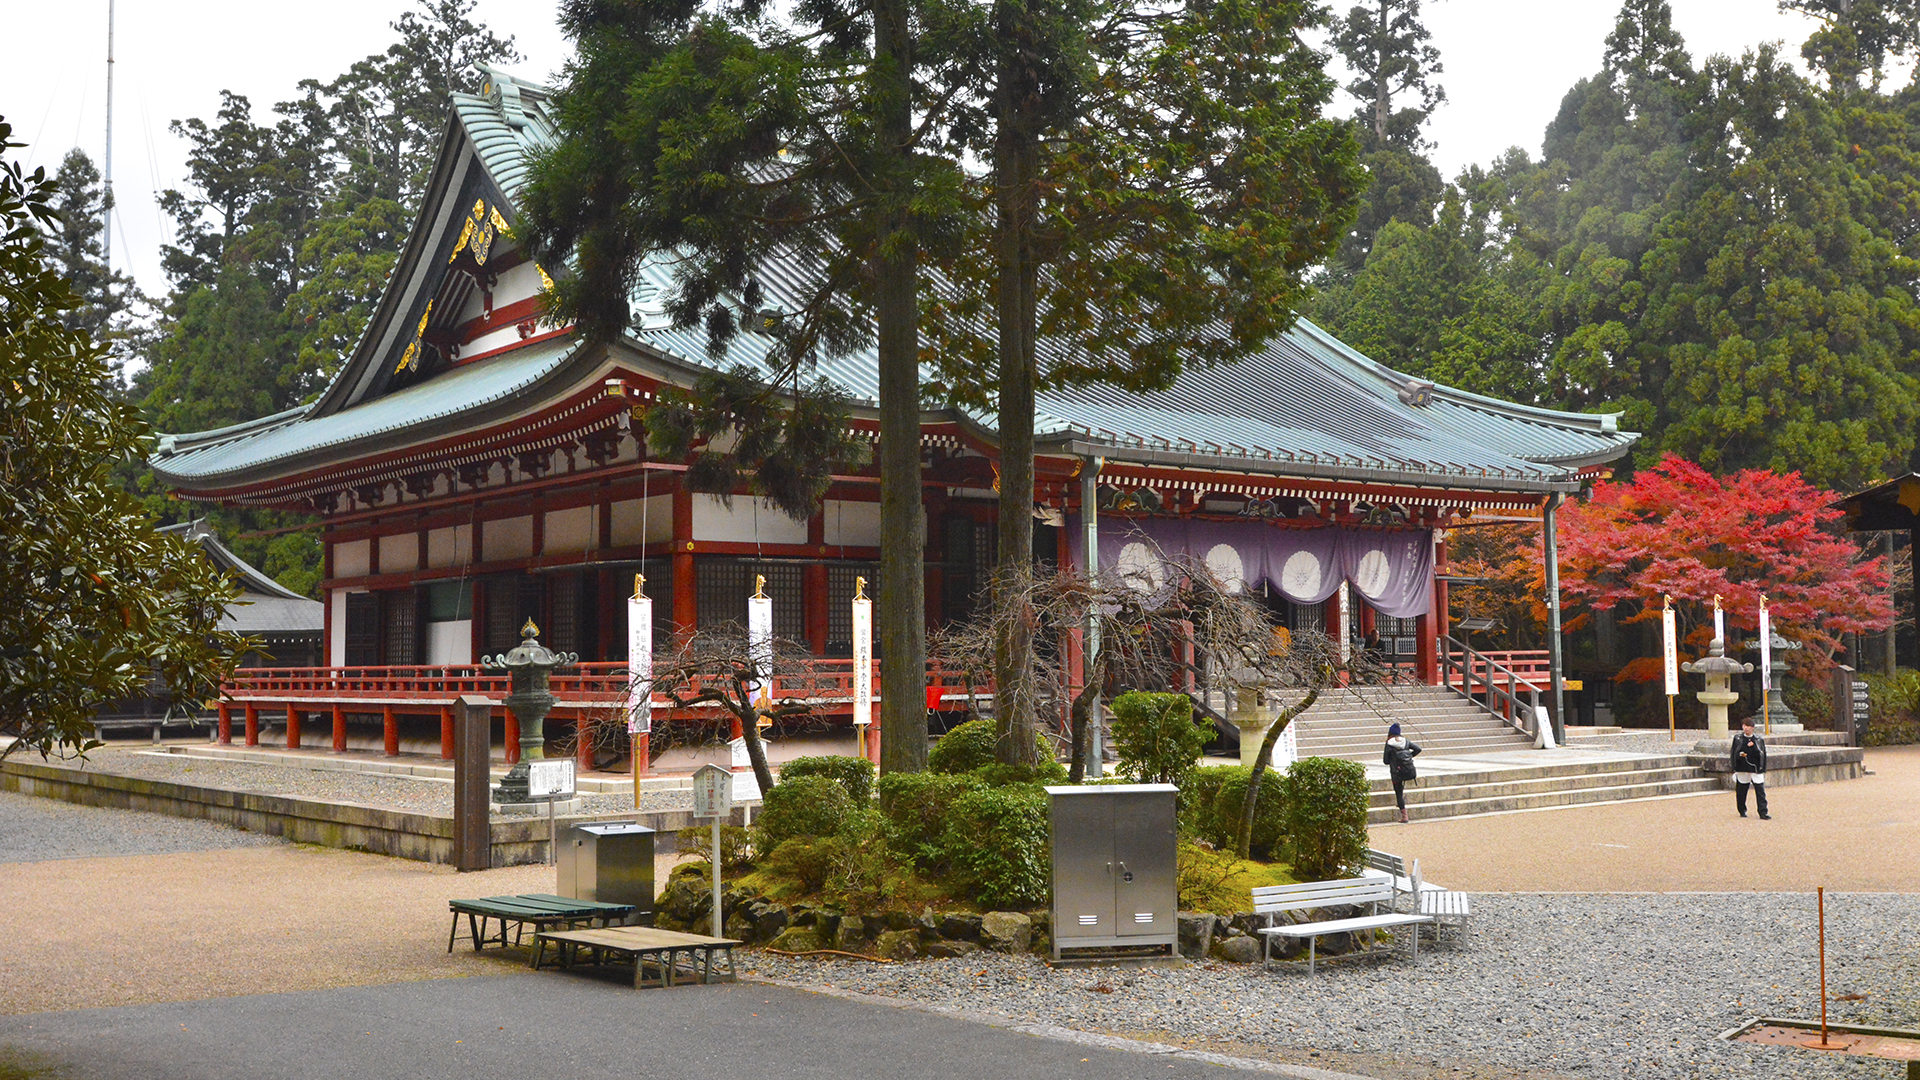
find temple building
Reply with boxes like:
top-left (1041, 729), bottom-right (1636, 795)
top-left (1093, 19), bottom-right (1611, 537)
top-left (150, 69), bottom-right (1637, 764)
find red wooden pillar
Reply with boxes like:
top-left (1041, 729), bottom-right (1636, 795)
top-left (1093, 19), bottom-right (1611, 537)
top-left (1434, 529), bottom-right (1451, 645)
top-left (1415, 611), bottom-right (1438, 685)
top-left (382, 705), bottom-right (399, 756)
top-left (332, 704), bottom-right (347, 752)
top-left (286, 705), bottom-right (302, 749)
top-left (217, 703), bottom-right (232, 745)
top-left (805, 512), bottom-right (828, 655)
top-left (440, 705), bottom-right (455, 760)
top-left (672, 485), bottom-right (696, 635)
top-left (576, 713), bottom-right (595, 774)
top-left (244, 704), bottom-right (259, 747)
top-left (504, 708), bottom-right (521, 765)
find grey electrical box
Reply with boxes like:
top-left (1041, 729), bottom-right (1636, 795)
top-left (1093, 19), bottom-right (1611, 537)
top-left (557, 821), bottom-right (655, 912)
top-left (1045, 784), bottom-right (1178, 961)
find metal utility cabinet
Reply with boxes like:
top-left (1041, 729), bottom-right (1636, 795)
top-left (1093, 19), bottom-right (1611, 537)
top-left (1045, 784), bottom-right (1178, 960)
top-left (557, 821), bottom-right (656, 911)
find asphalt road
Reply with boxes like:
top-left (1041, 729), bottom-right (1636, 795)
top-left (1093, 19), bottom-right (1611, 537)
top-left (0, 975), bottom-right (1357, 1080)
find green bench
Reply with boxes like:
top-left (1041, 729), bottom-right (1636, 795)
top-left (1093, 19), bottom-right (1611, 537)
top-left (447, 893), bottom-right (639, 954)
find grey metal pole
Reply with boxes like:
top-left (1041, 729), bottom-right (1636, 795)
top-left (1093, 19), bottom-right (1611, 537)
top-left (104, 0), bottom-right (114, 273)
top-left (1082, 456), bottom-right (1103, 778)
top-left (1544, 493), bottom-right (1567, 745)
top-left (710, 818), bottom-right (723, 938)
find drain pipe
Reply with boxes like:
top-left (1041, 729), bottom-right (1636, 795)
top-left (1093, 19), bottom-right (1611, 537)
top-left (1081, 455), bottom-right (1103, 777)
top-left (1544, 492), bottom-right (1567, 746)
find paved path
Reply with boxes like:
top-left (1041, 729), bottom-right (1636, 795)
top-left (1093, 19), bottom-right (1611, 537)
top-left (1369, 744), bottom-right (1920, 892)
top-left (0, 975), bottom-right (1365, 1080)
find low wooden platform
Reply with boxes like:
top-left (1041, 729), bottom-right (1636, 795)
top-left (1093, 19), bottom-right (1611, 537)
top-left (533, 925), bottom-right (742, 989)
top-left (448, 893), bottom-right (637, 952)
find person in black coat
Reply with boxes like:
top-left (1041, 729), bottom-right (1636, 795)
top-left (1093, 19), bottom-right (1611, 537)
top-left (1383, 722), bottom-right (1421, 823)
top-left (1731, 718), bottom-right (1770, 819)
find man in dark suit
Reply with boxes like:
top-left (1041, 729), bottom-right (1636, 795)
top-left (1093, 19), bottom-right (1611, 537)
top-left (1731, 719), bottom-right (1770, 820)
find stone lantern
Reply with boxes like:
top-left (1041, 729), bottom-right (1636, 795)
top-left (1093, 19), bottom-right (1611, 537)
top-left (1756, 632), bottom-right (1805, 733)
top-left (485, 618), bottom-right (578, 806)
top-left (1682, 637), bottom-right (1753, 739)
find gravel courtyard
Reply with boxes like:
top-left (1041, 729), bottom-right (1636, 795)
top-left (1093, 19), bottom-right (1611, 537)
top-left (2, 744), bottom-right (1915, 1079)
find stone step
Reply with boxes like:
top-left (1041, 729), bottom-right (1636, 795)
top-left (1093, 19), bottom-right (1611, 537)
top-left (1367, 765), bottom-right (1709, 808)
top-left (1368, 774), bottom-right (1723, 824)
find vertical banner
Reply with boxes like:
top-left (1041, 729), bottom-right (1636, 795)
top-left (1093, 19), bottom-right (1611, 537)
top-left (627, 577), bottom-right (652, 735)
top-left (1758, 597), bottom-right (1772, 692)
top-left (1661, 600), bottom-right (1680, 696)
top-left (1713, 594), bottom-right (1725, 643)
top-left (851, 578), bottom-right (872, 729)
top-left (746, 576), bottom-right (774, 718)
top-left (1277, 719), bottom-right (1298, 771)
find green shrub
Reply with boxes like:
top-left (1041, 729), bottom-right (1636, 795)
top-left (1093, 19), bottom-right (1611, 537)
top-left (1109, 691), bottom-right (1211, 787)
top-left (1280, 756), bottom-right (1370, 880)
top-left (761, 836), bottom-right (839, 893)
top-left (1183, 765), bottom-right (1287, 860)
top-left (1862, 669), bottom-right (1920, 745)
top-left (676, 823), bottom-right (756, 869)
top-left (779, 754), bottom-right (876, 803)
top-left (970, 760), bottom-right (1068, 787)
top-left (827, 808), bottom-right (895, 909)
top-left (758, 774), bottom-right (855, 850)
top-left (943, 784), bottom-right (1051, 908)
top-left (928, 717), bottom-right (1052, 773)
top-left (876, 772), bottom-right (987, 866)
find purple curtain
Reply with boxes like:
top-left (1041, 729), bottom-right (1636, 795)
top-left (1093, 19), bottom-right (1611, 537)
top-left (1068, 517), bottom-right (1433, 618)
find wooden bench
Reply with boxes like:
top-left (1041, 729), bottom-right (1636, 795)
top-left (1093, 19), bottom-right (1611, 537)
top-left (447, 893), bottom-right (638, 953)
top-left (534, 925), bottom-right (741, 988)
top-left (1253, 878), bottom-right (1433, 976)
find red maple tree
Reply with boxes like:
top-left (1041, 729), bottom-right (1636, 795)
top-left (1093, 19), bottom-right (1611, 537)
top-left (1558, 455), bottom-right (1892, 680)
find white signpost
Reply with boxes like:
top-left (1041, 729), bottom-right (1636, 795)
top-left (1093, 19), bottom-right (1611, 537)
top-left (746, 578), bottom-right (773, 718)
top-left (851, 577), bottom-right (872, 758)
top-left (692, 763), bottom-right (732, 938)
top-left (1759, 595), bottom-right (1773, 734)
top-left (1662, 596), bottom-right (1680, 741)
top-left (526, 759), bottom-right (576, 866)
top-left (628, 576), bottom-right (653, 809)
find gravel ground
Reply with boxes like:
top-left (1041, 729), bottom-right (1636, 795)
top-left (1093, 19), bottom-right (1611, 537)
top-left (0, 788), bottom-right (287, 863)
top-left (1564, 731), bottom-right (1720, 755)
top-left (56, 747), bottom-right (693, 816)
top-left (745, 892), bottom-right (1920, 1080)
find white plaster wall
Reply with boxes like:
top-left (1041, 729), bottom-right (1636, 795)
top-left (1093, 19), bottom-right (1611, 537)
top-left (545, 506), bottom-right (595, 554)
top-left (482, 515), bottom-right (535, 562)
top-left (692, 494), bottom-right (809, 545)
top-left (426, 621), bottom-right (473, 664)
top-left (378, 533), bottom-right (417, 574)
top-left (425, 524), bottom-right (472, 569)
top-left (332, 539), bottom-right (370, 578)
top-left (327, 590), bottom-right (353, 665)
top-left (824, 500), bottom-right (882, 547)
top-left (610, 495), bottom-right (674, 546)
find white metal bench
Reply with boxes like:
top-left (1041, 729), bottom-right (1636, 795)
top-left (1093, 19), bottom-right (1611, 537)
top-left (1252, 877), bottom-right (1433, 975)
top-left (1408, 859), bottom-right (1471, 942)
top-left (1361, 848), bottom-right (1446, 907)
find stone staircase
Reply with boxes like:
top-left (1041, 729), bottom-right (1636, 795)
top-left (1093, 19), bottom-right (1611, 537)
top-left (1362, 753), bottom-right (1720, 825)
top-left (1286, 683), bottom-right (1535, 761)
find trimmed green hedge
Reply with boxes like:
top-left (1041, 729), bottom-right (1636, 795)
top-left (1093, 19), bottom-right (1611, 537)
top-left (1182, 764), bottom-right (1288, 860)
top-left (1280, 757), bottom-right (1369, 880)
top-left (943, 784), bottom-right (1051, 908)
top-left (876, 771), bottom-right (987, 867)
top-left (928, 717), bottom-right (1052, 773)
top-left (779, 754), bottom-right (876, 803)
top-left (758, 774), bottom-right (855, 851)
top-left (1110, 691), bottom-right (1211, 787)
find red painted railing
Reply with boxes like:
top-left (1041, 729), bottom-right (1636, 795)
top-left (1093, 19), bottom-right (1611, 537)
top-left (1441, 649), bottom-right (1550, 693)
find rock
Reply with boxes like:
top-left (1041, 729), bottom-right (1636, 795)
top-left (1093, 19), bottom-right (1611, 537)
top-left (749, 902), bottom-right (789, 943)
top-left (767, 927), bottom-right (824, 953)
top-left (874, 929), bottom-right (921, 960)
top-left (1225, 912), bottom-right (1262, 938)
top-left (1212, 934), bottom-right (1263, 964)
top-left (834, 915), bottom-right (867, 951)
top-left (790, 905), bottom-right (821, 928)
top-left (1177, 912), bottom-right (1219, 960)
top-left (724, 910), bottom-right (755, 941)
top-left (916, 907), bottom-right (942, 934)
top-left (938, 912), bottom-right (984, 942)
top-left (883, 909), bottom-right (915, 932)
top-left (659, 877), bottom-right (709, 925)
top-left (922, 940), bottom-right (983, 959)
top-left (980, 911), bottom-right (1032, 953)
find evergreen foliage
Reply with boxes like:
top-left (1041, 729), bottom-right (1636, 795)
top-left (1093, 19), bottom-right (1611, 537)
top-left (1183, 764), bottom-right (1289, 861)
top-left (876, 771), bottom-right (988, 866)
top-left (0, 120), bottom-right (248, 757)
top-left (1107, 691), bottom-right (1211, 788)
top-left (757, 774), bottom-right (856, 851)
top-left (778, 754), bottom-right (877, 804)
top-left (1278, 757), bottom-right (1370, 881)
top-left (942, 784), bottom-right (1052, 908)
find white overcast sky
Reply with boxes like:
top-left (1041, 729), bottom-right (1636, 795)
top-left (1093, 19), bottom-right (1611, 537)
top-left (0, 0), bottom-right (1836, 301)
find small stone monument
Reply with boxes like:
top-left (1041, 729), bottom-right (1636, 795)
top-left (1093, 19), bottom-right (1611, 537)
top-left (1682, 637), bottom-right (1753, 739)
top-left (1759, 631), bottom-right (1805, 733)
top-left (486, 618), bottom-right (580, 814)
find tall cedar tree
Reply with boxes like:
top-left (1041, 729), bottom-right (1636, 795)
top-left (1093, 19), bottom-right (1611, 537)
top-left (39, 150), bottom-right (140, 351)
top-left (131, 1), bottom-right (519, 596)
top-left (1556, 455), bottom-right (1892, 677)
top-left (1, 119), bottom-right (248, 758)
top-left (923, 0), bottom-right (1363, 763)
top-left (1325, 0), bottom-right (1444, 271)
top-left (518, 0), bottom-right (966, 774)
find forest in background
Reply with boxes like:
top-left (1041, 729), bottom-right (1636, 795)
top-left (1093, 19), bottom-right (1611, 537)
top-left (29, 0), bottom-right (1920, 601)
